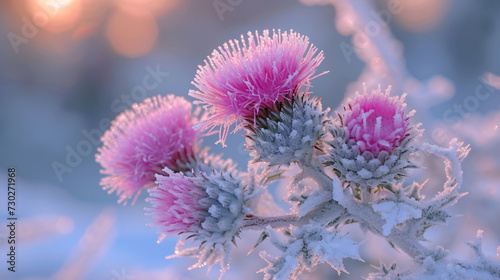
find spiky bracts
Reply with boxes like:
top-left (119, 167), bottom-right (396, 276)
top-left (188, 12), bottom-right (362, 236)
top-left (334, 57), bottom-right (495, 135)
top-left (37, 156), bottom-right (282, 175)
top-left (245, 93), bottom-right (330, 166)
top-left (189, 29), bottom-right (325, 146)
top-left (146, 168), bottom-right (251, 276)
top-left (325, 86), bottom-right (421, 191)
top-left (147, 168), bottom-right (248, 241)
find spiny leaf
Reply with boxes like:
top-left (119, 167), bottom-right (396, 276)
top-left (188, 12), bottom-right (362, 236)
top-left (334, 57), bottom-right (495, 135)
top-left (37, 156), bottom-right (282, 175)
top-left (248, 231), bottom-right (269, 256)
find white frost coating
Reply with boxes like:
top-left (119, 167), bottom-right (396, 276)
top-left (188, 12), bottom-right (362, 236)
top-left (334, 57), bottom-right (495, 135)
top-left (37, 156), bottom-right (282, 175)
top-left (357, 168), bottom-right (373, 179)
top-left (297, 190), bottom-right (330, 217)
top-left (373, 201), bottom-right (422, 236)
top-left (332, 177), bottom-right (345, 204)
top-left (367, 231), bottom-right (500, 279)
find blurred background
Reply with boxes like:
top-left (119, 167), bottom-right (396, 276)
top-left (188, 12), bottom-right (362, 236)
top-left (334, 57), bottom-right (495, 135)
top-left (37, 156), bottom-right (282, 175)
top-left (1, 0), bottom-right (500, 279)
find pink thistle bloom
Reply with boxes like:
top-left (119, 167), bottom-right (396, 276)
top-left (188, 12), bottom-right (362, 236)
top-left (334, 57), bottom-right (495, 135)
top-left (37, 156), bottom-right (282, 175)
top-left (343, 85), bottom-right (411, 156)
top-left (96, 95), bottom-right (199, 204)
top-left (189, 29), bottom-right (325, 146)
top-left (146, 169), bottom-right (207, 234)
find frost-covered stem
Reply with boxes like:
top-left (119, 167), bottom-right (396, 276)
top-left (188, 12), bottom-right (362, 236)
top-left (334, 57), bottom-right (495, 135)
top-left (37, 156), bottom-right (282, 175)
top-left (242, 214), bottom-right (301, 230)
top-left (243, 195), bottom-right (430, 258)
top-left (299, 159), bottom-right (333, 191)
top-left (242, 200), bottom-right (345, 231)
top-left (386, 224), bottom-right (431, 259)
top-left (360, 189), bottom-right (373, 204)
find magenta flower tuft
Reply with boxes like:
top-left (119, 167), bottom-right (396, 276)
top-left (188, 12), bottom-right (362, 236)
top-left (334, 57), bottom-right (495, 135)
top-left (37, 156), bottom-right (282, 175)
top-left (189, 29), bottom-right (325, 145)
top-left (343, 85), bottom-right (410, 156)
top-left (96, 95), bottom-right (199, 204)
top-left (146, 169), bottom-right (207, 234)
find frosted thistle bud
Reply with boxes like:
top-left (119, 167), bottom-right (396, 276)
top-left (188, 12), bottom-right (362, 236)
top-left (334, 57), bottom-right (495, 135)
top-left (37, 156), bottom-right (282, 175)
top-left (326, 85), bottom-right (421, 191)
top-left (145, 168), bottom-right (250, 273)
top-left (246, 92), bottom-right (330, 166)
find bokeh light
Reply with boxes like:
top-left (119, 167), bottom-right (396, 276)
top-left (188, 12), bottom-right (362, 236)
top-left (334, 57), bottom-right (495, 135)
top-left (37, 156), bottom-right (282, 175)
top-left (392, 0), bottom-right (449, 32)
top-left (28, 0), bottom-right (82, 33)
top-left (106, 8), bottom-right (158, 57)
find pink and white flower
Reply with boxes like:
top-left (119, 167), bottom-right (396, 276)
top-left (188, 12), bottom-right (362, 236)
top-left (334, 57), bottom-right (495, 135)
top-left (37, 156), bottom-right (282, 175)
top-left (146, 169), bottom-right (207, 234)
top-left (96, 95), bottom-right (199, 204)
top-left (327, 85), bottom-right (420, 189)
top-left (190, 29), bottom-right (325, 145)
top-left (146, 168), bottom-right (249, 275)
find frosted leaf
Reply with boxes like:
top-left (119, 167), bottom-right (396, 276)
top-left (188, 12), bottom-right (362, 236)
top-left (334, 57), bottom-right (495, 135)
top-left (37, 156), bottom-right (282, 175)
top-left (367, 239), bottom-right (500, 280)
top-left (258, 245), bottom-right (301, 280)
top-left (306, 227), bottom-right (364, 275)
top-left (422, 139), bottom-right (470, 189)
top-left (373, 201), bottom-right (422, 236)
top-left (258, 225), bottom-right (363, 279)
top-left (167, 239), bottom-right (231, 280)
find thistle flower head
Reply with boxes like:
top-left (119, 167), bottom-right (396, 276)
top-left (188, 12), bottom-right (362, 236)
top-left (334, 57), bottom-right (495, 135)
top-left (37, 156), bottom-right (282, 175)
top-left (190, 29), bottom-right (325, 146)
top-left (146, 169), bottom-right (207, 234)
top-left (326, 85), bottom-right (420, 190)
top-left (96, 95), bottom-right (199, 204)
top-left (146, 168), bottom-right (248, 240)
top-left (343, 85), bottom-right (409, 156)
top-left (146, 168), bottom-right (249, 276)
